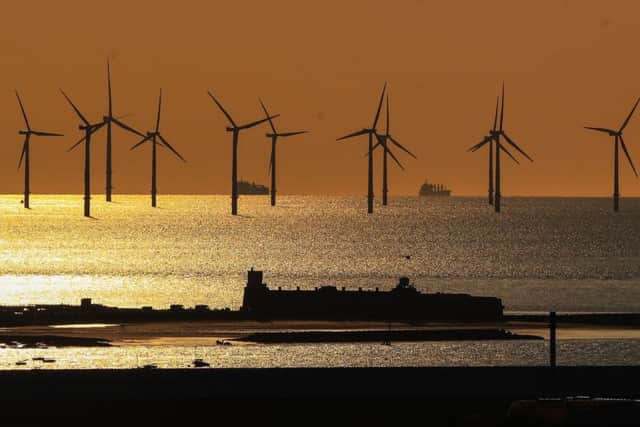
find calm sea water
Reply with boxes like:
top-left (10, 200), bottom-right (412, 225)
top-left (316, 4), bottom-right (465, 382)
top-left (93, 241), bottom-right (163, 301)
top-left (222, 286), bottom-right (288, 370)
top-left (3, 340), bottom-right (640, 370)
top-left (0, 194), bottom-right (639, 368)
top-left (0, 195), bottom-right (638, 312)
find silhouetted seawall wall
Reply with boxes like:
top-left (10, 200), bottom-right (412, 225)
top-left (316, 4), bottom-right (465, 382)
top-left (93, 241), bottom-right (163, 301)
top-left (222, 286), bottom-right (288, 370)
top-left (241, 270), bottom-right (503, 321)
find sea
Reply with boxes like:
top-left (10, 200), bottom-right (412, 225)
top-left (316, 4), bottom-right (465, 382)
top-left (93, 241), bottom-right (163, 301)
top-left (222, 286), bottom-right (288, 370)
top-left (0, 195), bottom-right (639, 369)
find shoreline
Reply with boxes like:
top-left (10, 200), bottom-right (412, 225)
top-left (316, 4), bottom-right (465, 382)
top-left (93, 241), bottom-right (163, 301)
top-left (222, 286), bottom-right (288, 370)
top-left (0, 319), bottom-right (638, 348)
top-left (234, 328), bottom-right (543, 343)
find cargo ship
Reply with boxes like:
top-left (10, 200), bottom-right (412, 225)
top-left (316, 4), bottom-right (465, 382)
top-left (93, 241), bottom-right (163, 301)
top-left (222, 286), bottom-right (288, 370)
top-left (419, 180), bottom-right (451, 196)
top-left (242, 269), bottom-right (503, 321)
top-left (238, 180), bottom-right (269, 195)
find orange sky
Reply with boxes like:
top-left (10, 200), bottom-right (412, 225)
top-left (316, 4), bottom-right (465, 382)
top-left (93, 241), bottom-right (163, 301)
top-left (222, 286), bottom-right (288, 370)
top-left (1, 0), bottom-right (639, 196)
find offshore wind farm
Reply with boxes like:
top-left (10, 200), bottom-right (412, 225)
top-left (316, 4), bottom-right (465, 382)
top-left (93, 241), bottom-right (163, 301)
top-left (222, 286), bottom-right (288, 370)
top-left (2, 1), bottom-right (640, 423)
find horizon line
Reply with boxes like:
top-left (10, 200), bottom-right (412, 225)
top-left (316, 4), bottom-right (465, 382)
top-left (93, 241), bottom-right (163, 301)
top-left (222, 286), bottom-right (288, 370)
top-left (1, 193), bottom-right (640, 199)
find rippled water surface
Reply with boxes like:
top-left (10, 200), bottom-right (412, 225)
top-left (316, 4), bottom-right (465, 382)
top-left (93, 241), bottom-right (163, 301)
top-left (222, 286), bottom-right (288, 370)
top-left (1, 195), bottom-right (639, 369)
top-left (2, 339), bottom-right (640, 370)
top-left (0, 195), bottom-right (639, 312)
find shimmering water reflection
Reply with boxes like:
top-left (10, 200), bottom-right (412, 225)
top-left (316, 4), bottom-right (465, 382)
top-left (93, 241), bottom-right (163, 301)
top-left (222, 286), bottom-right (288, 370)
top-left (2, 339), bottom-right (640, 370)
top-left (0, 195), bottom-right (639, 312)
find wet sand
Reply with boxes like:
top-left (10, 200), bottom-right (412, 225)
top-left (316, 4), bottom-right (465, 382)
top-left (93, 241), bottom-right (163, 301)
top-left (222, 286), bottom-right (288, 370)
top-left (0, 320), bottom-right (638, 347)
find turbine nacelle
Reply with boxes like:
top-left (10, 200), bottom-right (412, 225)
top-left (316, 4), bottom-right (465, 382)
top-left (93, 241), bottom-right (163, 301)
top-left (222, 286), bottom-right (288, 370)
top-left (18, 130), bottom-right (28, 135)
top-left (226, 126), bottom-right (236, 132)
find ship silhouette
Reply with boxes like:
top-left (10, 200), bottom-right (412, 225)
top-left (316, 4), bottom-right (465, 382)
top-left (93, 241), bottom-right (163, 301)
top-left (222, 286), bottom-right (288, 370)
top-left (419, 180), bottom-right (451, 197)
top-left (237, 180), bottom-right (269, 195)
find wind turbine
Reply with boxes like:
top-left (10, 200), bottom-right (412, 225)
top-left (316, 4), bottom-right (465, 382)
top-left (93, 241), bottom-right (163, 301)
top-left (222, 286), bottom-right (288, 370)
top-left (468, 96), bottom-right (499, 205)
top-left (337, 83), bottom-right (386, 214)
top-left (130, 90), bottom-right (186, 207)
top-left (468, 85), bottom-right (532, 212)
top-left (372, 94), bottom-right (417, 206)
top-left (61, 90), bottom-right (108, 217)
top-left (15, 91), bottom-right (63, 209)
top-left (207, 91), bottom-right (279, 215)
top-left (585, 97), bottom-right (640, 212)
top-left (103, 61), bottom-right (147, 202)
top-left (492, 85), bottom-right (533, 213)
top-left (258, 99), bottom-right (308, 206)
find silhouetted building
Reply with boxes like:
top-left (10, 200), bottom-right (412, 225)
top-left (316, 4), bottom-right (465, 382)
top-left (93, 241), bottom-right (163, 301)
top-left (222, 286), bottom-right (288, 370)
top-left (241, 269), bottom-right (503, 321)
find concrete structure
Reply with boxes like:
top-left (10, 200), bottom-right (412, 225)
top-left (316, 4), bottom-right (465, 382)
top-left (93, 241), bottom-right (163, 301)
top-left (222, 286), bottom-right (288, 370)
top-left (241, 269), bottom-right (503, 321)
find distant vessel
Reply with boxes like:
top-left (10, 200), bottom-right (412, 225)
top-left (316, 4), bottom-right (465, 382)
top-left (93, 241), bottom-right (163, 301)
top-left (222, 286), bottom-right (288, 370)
top-left (237, 180), bottom-right (269, 195)
top-left (241, 269), bottom-right (503, 321)
top-left (419, 180), bottom-right (451, 197)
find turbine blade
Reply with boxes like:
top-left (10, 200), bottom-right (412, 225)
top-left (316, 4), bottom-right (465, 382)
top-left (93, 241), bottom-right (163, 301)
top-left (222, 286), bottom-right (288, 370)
top-left (268, 150), bottom-right (273, 175)
top-left (365, 139), bottom-right (383, 156)
top-left (499, 83), bottom-right (505, 131)
top-left (130, 135), bottom-right (152, 151)
top-left (386, 94), bottom-right (390, 135)
top-left (60, 90), bottom-right (90, 126)
top-left (107, 60), bottom-right (113, 117)
top-left (67, 134), bottom-right (88, 152)
top-left (15, 91), bottom-right (30, 131)
top-left (239, 115), bottom-right (280, 130)
top-left (18, 140), bottom-right (27, 170)
top-left (584, 126), bottom-right (615, 134)
top-left (372, 82), bottom-right (387, 129)
top-left (501, 131), bottom-right (533, 162)
top-left (66, 123), bottom-right (105, 152)
top-left (389, 135), bottom-right (417, 159)
top-left (156, 89), bottom-right (162, 133)
top-left (499, 142), bottom-right (520, 165)
top-left (207, 91), bottom-right (237, 128)
top-left (492, 96), bottom-right (499, 131)
top-left (279, 131), bottom-right (308, 137)
top-left (468, 136), bottom-right (491, 152)
top-left (89, 122), bottom-right (106, 135)
top-left (112, 117), bottom-right (145, 138)
top-left (337, 129), bottom-right (369, 141)
top-left (158, 134), bottom-right (186, 162)
top-left (384, 144), bottom-right (405, 170)
top-left (620, 97), bottom-right (640, 132)
top-left (31, 131), bottom-right (64, 137)
top-left (619, 135), bottom-right (639, 178)
top-left (259, 99), bottom-right (277, 134)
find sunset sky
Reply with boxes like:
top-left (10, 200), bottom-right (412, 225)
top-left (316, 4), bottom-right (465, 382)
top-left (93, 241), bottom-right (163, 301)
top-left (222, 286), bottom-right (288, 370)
top-left (1, 0), bottom-right (639, 196)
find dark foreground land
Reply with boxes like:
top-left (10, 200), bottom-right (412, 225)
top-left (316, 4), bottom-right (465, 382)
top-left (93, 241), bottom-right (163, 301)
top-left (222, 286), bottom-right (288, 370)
top-left (1, 366), bottom-right (638, 426)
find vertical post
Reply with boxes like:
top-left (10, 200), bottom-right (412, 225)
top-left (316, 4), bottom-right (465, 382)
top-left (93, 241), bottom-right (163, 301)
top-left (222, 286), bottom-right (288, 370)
top-left (494, 141), bottom-right (501, 213)
top-left (270, 137), bottom-right (277, 207)
top-left (382, 139), bottom-right (388, 206)
top-left (614, 136), bottom-right (619, 212)
top-left (151, 136), bottom-right (157, 208)
top-left (549, 311), bottom-right (557, 368)
top-left (84, 130), bottom-right (92, 218)
top-left (24, 139), bottom-right (30, 209)
top-left (106, 120), bottom-right (112, 202)
top-left (367, 132), bottom-right (374, 214)
top-left (488, 140), bottom-right (494, 205)
top-left (231, 130), bottom-right (239, 216)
